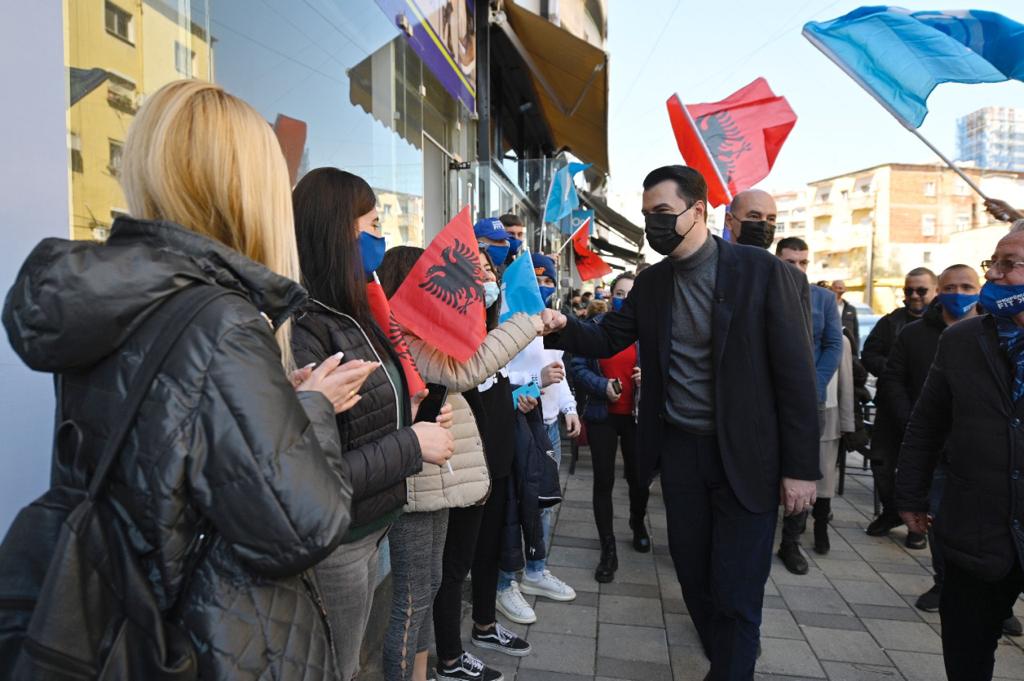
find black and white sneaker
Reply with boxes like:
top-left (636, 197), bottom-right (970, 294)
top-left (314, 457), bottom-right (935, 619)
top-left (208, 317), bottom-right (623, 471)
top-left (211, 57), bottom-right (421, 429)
top-left (471, 622), bottom-right (532, 657)
top-left (436, 652), bottom-right (504, 681)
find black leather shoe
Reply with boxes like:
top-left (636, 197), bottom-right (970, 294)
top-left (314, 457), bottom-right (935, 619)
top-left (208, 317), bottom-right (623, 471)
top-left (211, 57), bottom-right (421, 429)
top-left (630, 516), bottom-right (651, 553)
top-left (595, 535), bottom-right (618, 583)
top-left (905, 531), bottom-right (927, 550)
top-left (778, 541), bottom-right (808, 575)
top-left (866, 513), bottom-right (902, 537)
top-left (1004, 615), bottom-right (1023, 637)
top-left (915, 584), bottom-right (941, 612)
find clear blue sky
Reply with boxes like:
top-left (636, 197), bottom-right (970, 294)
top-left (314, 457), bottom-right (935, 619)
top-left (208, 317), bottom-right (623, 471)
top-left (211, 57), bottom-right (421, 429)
top-left (605, 0), bottom-right (1024, 209)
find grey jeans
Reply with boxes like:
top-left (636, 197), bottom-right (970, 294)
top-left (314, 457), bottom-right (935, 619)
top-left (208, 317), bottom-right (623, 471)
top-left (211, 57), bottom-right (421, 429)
top-left (384, 509), bottom-right (449, 681)
top-left (315, 527), bottom-right (388, 681)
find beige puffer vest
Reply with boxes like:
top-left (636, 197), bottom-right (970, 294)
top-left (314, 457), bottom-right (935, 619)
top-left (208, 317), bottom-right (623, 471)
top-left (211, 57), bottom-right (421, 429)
top-left (403, 313), bottom-right (539, 512)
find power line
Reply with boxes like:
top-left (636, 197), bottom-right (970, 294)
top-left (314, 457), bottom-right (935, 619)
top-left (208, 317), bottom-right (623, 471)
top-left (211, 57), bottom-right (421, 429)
top-left (609, 0), bottom-right (683, 121)
top-left (210, 19), bottom-right (347, 86)
top-left (299, 0), bottom-right (370, 57)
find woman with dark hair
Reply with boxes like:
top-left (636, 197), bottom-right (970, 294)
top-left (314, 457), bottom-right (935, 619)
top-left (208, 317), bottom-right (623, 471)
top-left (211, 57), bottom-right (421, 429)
top-left (379, 246), bottom-right (544, 681)
top-left (291, 168), bottom-right (455, 681)
top-left (569, 272), bottom-right (649, 583)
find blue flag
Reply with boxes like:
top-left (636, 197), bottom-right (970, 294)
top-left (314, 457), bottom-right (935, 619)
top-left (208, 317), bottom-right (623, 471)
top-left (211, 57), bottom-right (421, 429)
top-left (566, 209), bottom-right (595, 236)
top-left (544, 162), bottom-right (591, 224)
top-left (499, 252), bottom-right (545, 323)
top-left (803, 7), bottom-right (1024, 128)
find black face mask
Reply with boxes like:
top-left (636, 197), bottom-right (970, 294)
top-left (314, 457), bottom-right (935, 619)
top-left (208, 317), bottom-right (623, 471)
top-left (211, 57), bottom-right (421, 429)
top-left (735, 220), bottom-right (776, 249)
top-left (645, 206), bottom-right (696, 255)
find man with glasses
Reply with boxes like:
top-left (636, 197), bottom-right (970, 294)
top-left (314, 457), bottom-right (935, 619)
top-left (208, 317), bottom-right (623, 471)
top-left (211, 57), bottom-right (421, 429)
top-left (862, 267), bottom-right (937, 543)
top-left (897, 239), bottom-right (1024, 679)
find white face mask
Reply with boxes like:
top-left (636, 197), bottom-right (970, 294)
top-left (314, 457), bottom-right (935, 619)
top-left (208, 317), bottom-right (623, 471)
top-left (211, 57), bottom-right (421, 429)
top-left (483, 281), bottom-right (500, 308)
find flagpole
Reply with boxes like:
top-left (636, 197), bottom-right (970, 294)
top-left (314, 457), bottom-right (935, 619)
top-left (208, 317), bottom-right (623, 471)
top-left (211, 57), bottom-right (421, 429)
top-left (556, 217), bottom-right (590, 254)
top-left (676, 96), bottom-right (734, 205)
top-left (803, 26), bottom-right (991, 200)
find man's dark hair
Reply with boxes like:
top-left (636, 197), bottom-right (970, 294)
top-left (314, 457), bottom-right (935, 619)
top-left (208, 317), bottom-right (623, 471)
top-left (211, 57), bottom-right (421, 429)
top-left (775, 237), bottom-right (809, 255)
top-left (610, 272), bottom-right (635, 294)
top-left (906, 266), bottom-right (938, 284)
top-left (581, 291), bottom-right (593, 301)
top-left (499, 213), bottom-right (524, 228)
top-left (642, 165), bottom-right (708, 206)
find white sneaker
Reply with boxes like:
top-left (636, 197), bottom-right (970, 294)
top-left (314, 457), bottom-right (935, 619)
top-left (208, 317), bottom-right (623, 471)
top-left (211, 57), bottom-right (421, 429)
top-left (520, 570), bottom-right (576, 602)
top-left (495, 581), bottom-right (536, 624)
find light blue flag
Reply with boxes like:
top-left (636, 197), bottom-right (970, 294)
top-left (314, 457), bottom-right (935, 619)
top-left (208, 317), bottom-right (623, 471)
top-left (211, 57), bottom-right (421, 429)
top-left (565, 209), bottom-right (595, 236)
top-left (544, 162), bottom-right (591, 224)
top-left (803, 7), bottom-right (1024, 128)
top-left (499, 252), bottom-right (545, 323)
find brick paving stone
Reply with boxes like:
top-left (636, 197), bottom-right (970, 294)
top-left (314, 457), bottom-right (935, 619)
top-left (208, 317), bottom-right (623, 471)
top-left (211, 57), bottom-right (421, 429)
top-left (995, 643), bottom-right (1024, 680)
top-left (848, 604), bottom-right (922, 622)
top-left (831, 579), bottom-right (907, 607)
top-left (664, 613), bottom-right (703, 648)
top-left (777, 584), bottom-right (854, 615)
top-left (761, 607), bottom-right (804, 640)
top-left (531, 602), bottom-right (598, 638)
top-left (802, 626), bottom-right (890, 665)
top-left (861, 618), bottom-right (942, 654)
top-left (877, 571), bottom-right (935, 597)
top-left (668, 644), bottom-right (710, 681)
top-left (518, 632), bottom-right (596, 676)
top-left (597, 623), bottom-right (670, 664)
top-left (756, 637), bottom-right (827, 678)
top-left (791, 611), bottom-right (868, 632)
top-left (599, 582), bottom-right (660, 599)
top-left (516, 671), bottom-right (595, 681)
top-left (547, 546), bottom-right (602, 570)
top-left (596, 657), bottom-right (673, 681)
top-left (886, 650), bottom-right (946, 681)
top-left (812, 558), bottom-right (885, 581)
top-left (819, 661), bottom-right (904, 680)
top-left (554, 536), bottom-right (603, 550)
top-left (598, 594), bottom-right (664, 628)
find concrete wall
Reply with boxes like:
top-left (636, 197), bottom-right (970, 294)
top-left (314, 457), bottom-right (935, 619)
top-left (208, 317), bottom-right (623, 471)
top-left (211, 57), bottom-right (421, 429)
top-left (0, 3), bottom-right (69, 532)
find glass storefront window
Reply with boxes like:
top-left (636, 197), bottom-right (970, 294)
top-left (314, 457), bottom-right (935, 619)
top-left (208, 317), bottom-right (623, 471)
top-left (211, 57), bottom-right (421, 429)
top-left (64, 0), bottom-right (476, 246)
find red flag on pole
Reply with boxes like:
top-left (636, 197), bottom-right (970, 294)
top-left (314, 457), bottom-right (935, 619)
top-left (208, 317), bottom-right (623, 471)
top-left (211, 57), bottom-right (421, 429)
top-left (572, 218), bottom-right (612, 281)
top-left (666, 77), bottom-right (797, 207)
top-left (366, 278), bottom-right (426, 397)
top-left (390, 207), bottom-right (487, 362)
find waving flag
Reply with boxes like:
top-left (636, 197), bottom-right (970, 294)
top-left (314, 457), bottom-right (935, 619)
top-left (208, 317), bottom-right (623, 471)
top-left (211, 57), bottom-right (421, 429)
top-left (544, 162), bottom-right (591, 224)
top-left (367, 278), bottom-right (426, 397)
top-left (390, 207), bottom-right (486, 362)
top-left (567, 209), bottom-right (595, 237)
top-left (667, 78), bottom-right (796, 207)
top-left (803, 8), bottom-right (1024, 128)
top-left (499, 252), bottom-right (545, 323)
top-left (573, 217), bottom-right (612, 281)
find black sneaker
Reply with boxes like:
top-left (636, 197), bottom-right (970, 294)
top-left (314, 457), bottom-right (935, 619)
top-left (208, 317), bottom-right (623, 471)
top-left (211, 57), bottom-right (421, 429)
top-left (471, 622), bottom-right (532, 657)
top-left (1004, 615), bottom-right (1023, 637)
top-left (905, 531), bottom-right (928, 550)
top-left (866, 513), bottom-right (902, 537)
top-left (915, 584), bottom-right (941, 612)
top-left (436, 652), bottom-right (504, 681)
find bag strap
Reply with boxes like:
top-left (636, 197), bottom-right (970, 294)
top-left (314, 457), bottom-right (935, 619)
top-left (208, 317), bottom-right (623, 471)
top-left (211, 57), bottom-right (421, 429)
top-left (86, 285), bottom-right (237, 500)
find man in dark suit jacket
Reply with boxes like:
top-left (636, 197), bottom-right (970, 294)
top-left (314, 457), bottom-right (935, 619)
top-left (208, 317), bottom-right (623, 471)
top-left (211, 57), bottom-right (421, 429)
top-left (897, 233), bottom-right (1024, 680)
top-left (540, 166), bottom-right (820, 681)
top-left (831, 280), bottom-right (860, 351)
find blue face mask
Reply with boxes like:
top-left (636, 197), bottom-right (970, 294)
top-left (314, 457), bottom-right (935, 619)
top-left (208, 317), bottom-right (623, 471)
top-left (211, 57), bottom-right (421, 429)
top-left (980, 281), bottom-right (1024, 318)
top-left (936, 292), bottom-right (979, 319)
top-left (359, 231), bottom-right (386, 277)
top-left (484, 243), bottom-right (510, 268)
top-left (507, 238), bottom-right (522, 260)
top-left (483, 281), bottom-right (500, 308)
top-left (594, 291), bottom-right (605, 300)
top-left (538, 286), bottom-right (555, 305)
top-left (612, 297), bottom-right (625, 312)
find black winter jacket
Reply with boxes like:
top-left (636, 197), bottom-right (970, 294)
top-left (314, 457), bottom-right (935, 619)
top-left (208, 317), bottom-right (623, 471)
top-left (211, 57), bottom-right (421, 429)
top-left (292, 300), bottom-right (422, 542)
top-left (862, 307), bottom-right (920, 378)
top-left (2, 218), bottom-right (353, 681)
top-left (897, 315), bottom-right (1024, 581)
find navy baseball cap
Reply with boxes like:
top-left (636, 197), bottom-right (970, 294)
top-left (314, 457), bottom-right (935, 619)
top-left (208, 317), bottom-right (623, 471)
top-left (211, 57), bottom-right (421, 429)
top-left (532, 253), bottom-right (557, 282)
top-left (474, 217), bottom-right (511, 242)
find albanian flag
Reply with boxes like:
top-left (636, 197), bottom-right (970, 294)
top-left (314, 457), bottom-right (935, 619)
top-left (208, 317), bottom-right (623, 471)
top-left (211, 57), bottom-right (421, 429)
top-left (572, 217), bottom-right (612, 281)
top-left (666, 78), bottom-right (796, 207)
top-left (390, 207), bottom-right (487, 362)
top-left (367, 277), bottom-right (426, 397)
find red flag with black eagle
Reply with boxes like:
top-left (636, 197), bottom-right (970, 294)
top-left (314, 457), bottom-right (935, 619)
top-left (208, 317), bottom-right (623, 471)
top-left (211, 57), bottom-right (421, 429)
top-left (366, 277), bottom-right (426, 397)
top-left (666, 77), bottom-right (796, 207)
top-left (389, 207), bottom-right (487, 362)
top-left (572, 217), bottom-right (612, 281)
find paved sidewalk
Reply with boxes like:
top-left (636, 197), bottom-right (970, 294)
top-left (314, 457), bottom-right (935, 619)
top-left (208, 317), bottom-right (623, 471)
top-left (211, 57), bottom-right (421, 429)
top-left (459, 446), bottom-right (1024, 681)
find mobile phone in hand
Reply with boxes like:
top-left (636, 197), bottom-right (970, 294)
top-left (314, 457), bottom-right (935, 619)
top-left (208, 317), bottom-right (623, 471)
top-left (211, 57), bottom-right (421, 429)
top-left (610, 378), bottom-right (622, 395)
top-left (414, 383), bottom-right (449, 423)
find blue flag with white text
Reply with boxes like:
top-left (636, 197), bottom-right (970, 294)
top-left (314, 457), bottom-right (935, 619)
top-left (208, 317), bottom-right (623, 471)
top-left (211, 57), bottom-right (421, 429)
top-left (499, 252), bottom-right (545, 323)
top-left (803, 7), bottom-right (1024, 128)
top-left (544, 162), bottom-right (591, 224)
top-left (566, 209), bottom-right (595, 236)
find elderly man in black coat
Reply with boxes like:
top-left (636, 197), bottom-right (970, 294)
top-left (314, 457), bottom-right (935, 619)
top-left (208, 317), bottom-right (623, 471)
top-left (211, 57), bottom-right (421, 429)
top-left (897, 232), bottom-right (1024, 681)
top-left (540, 166), bottom-right (819, 681)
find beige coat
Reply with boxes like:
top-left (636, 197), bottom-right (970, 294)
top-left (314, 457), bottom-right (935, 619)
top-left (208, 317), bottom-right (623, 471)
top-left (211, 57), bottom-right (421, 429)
top-left (403, 313), bottom-right (539, 512)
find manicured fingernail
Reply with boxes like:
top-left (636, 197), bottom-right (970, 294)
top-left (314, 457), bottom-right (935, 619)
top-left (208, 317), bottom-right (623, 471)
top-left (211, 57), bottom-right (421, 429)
top-left (304, 363), bottom-right (316, 369)
top-left (333, 351), bottom-right (344, 360)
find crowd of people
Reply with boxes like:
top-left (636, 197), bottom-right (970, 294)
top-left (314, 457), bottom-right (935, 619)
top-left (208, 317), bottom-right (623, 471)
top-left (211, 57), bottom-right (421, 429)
top-left (2, 79), bottom-right (1024, 681)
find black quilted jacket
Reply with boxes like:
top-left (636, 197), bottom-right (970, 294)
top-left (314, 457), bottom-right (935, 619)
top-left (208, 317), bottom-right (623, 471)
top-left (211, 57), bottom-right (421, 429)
top-left (292, 300), bottom-right (422, 542)
top-left (3, 218), bottom-right (353, 680)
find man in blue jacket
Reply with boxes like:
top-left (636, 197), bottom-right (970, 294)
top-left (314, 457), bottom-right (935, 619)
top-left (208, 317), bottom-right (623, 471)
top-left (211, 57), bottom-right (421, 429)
top-left (774, 237), bottom-right (843, 574)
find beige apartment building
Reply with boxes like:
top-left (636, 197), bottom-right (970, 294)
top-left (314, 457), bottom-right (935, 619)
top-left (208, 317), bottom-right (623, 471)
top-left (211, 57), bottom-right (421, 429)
top-left (774, 163), bottom-right (1024, 311)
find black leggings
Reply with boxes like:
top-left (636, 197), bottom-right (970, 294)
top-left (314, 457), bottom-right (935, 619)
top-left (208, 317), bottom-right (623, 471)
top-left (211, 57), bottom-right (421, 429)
top-left (433, 504), bottom-right (485, 662)
top-left (587, 414), bottom-right (648, 539)
top-left (471, 475), bottom-right (508, 628)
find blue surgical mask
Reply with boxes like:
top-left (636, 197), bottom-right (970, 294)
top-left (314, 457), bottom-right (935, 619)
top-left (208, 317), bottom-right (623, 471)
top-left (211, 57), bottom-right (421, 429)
top-left (507, 238), bottom-right (522, 260)
top-left (594, 291), bottom-right (605, 300)
top-left (980, 281), bottom-right (1024, 318)
top-left (612, 297), bottom-right (625, 312)
top-left (483, 281), bottom-right (500, 308)
top-left (359, 231), bottom-right (386, 277)
top-left (936, 292), bottom-right (979, 319)
top-left (484, 244), bottom-right (509, 268)
top-left (538, 286), bottom-right (555, 305)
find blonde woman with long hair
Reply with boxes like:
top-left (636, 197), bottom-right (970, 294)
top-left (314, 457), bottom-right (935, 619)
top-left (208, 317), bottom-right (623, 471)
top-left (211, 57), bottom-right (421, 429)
top-left (3, 80), bottom-right (371, 680)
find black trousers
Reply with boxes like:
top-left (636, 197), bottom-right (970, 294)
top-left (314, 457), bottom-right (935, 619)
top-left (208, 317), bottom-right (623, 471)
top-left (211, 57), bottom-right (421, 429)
top-left (470, 475), bottom-right (508, 629)
top-left (661, 427), bottom-right (776, 681)
top-left (940, 557), bottom-right (1024, 681)
top-left (433, 503), bottom-right (485, 662)
top-left (587, 414), bottom-right (648, 538)
top-left (870, 456), bottom-right (897, 517)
